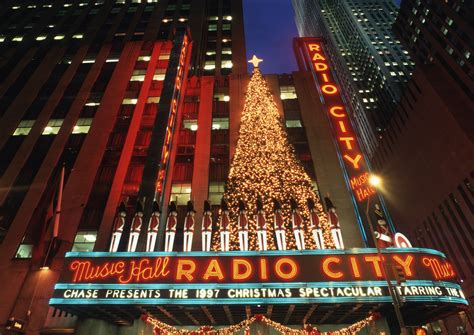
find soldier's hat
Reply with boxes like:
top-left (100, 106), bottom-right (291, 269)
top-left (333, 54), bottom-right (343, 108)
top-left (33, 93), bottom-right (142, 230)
top-left (118, 201), bottom-right (127, 214)
top-left (186, 200), bottom-right (196, 213)
top-left (152, 201), bottom-right (161, 213)
top-left (169, 201), bottom-right (177, 213)
top-left (324, 197), bottom-right (335, 211)
top-left (256, 197), bottom-right (264, 211)
top-left (204, 200), bottom-right (211, 212)
top-left (238, 200), bottom-right (246, 211)
top-left (307, 198), bottom-right (316, 210)
top-left (272, 198), bottom-right (282, 212)
top-left (135, 200), bottom-right (144, 213)
top-left (221, 198), bottom-right (229, 211)
top-left (289, 197), bottom-right (299, 211)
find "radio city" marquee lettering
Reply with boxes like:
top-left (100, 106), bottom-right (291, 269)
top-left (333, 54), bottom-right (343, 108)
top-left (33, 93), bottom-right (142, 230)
top-left (60, 251), bottom-right (456, 285)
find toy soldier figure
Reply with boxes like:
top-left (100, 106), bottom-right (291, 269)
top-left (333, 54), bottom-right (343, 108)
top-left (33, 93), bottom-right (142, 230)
top-left (290, 197), bottom-right (305, 250)
top-left (325, 196), bottom-right (344, 249)
top-left (128, 201), bottom-right (143, 252)
top-left (146, 201), bottom-right (160, 252)
top-left (237, 200), bottom-right (249, 251)
top-left (110, 202), bottom-right (126, 252)
top-left (273, 199), bottom-right (286, 250)
top-left (255, 197), bottom-right (267, 251)
top-left (307, 198), bottom-right (324, 249)
top-left (202, 200), bottom-right (213, 252)
top-left (219, 198), bottom-right (231, 251)
top-left (165, 202), bottom-right (178, 252)
top-left (373, 203), bottom-right (393, 248)
top-left (183, 201), bottom-right (196, 252)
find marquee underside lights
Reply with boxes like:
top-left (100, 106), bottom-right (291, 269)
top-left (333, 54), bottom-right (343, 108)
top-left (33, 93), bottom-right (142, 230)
top-left (50, 248), bottom-right (467, 307)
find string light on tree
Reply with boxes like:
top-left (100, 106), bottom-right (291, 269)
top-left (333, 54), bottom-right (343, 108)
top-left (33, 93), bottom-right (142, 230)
top-left (212, 56), bottom-right (335, 251)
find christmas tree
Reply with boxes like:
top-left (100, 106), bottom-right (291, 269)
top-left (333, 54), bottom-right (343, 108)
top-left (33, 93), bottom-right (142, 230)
top-left (213, 57), bottom-right (335, 251)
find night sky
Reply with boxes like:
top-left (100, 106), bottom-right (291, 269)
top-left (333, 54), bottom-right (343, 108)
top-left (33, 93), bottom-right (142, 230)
top-left (243, 0), bottom-right (299, 74)
top-left (243, 0), bottom-right (402, 74)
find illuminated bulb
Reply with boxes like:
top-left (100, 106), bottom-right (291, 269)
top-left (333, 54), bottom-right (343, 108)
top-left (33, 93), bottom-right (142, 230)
top-left (190, 124), bottom-right (198, 131)
top-left (162, 18), bottom-right (170, 23)
top-left (369, 175), bottom-right (381, 187)
top-left (225, 15), bottom-right (232, 21)
top-left (223, 95), bottom-right (230, 102)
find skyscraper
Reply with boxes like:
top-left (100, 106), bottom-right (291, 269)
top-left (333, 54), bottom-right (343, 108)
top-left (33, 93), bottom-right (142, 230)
top-left (292, 0), bottom-right (414, 157)
top-left (371, 0), bottom-right (473, 332)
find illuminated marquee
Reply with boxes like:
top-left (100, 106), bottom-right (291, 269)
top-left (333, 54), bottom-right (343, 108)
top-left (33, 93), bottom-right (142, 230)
top-left (50, 249), bottom-right (467, 306)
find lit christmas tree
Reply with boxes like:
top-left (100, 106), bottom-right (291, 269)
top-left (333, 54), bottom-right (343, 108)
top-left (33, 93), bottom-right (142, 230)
top-left (213, 56), bottom-right (335, 251)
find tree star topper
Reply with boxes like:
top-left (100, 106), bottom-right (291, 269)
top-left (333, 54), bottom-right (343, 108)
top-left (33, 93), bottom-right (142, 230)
top-left (248, 55), bottom-right (263, 68)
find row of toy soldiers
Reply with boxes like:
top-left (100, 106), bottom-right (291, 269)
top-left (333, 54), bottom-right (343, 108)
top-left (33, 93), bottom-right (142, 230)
top-left (109, 196), bottom-right (345, 253)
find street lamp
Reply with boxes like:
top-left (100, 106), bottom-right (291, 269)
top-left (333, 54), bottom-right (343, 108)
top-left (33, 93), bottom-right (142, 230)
top-left (365, 175), bottom-right (408, 335)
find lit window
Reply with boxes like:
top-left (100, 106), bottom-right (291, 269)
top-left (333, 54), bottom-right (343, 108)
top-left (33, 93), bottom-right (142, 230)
top-left (147, 96), bottom-right (160, 103)
top-left (82, 59), bottom-right (95, 64)
top-left (208, 24), bottom-right (217, 31)
top-left (54, 35), bottom-right (65, 40)
top-left (85, 101), bottom-right (100, 106)
top-left (13, 36), bottom-right (23, 42)
top-left (71, 231), bottom-right (97, 252)
top-left (285, 120), bottom-right (302, 128)
top-left (106, 58), bottom-right (119, 63)
top-left (36, 35), bottom-right (47, 41)
top-left (224, 16), bottom-right (232, 21)
top-left (208, 182), bottom-right (225, 205)
top-left (212, 118), bottom-right (229, 130)
top-left (222, 48), bottom-right (232, 55)
top-left (204, 61), bottom-right (216, 70)
top-left (221, 60), bottom-right (233, 69)
top-left (0, 36), bottom-right (5, 42)
top-left (178, 18), bottom-right (187, 22)
top-left (183, 119), bottom-right (198, 131)
top-left (138, 55), bottom-right (151, 61)
top-left (15, 242), bottom-right (33, 259)
top-left (153, 68), bottom-right (166, 81)
top-left (73, 34), bottom-right (84, 39)
top-left (222, 24), bottom-right (231, 31)
top-left (390, 71), bottom-right (396, 76)
top-left (131, 69), bottom-right (146, 81)
top-left (280, 85), bottom-right (297, 100)
top-left (13, 120), bottom-right (35, 136)
top-left (170, 183), bottom-right (191, 205)
top-left (213, 93), bottom-right (229, 102)
top-left (122, 98), bottom-right (138, 105)
top-left (73, 118), bottom-right (93, 134)
top-left (208, 16), bottom-right (218, 21)
top-left (159, 53), bottom-right (170, 60)
top-left (206, 50), bottom-right (216, 56)
top-left (12, 6), bottom-right (21, 9)
top-left (43, 119), bottom-right (63, 135)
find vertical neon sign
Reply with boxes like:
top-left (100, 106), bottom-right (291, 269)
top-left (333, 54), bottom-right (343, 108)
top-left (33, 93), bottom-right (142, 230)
top-left (295, 38), bottom-right (395, 245)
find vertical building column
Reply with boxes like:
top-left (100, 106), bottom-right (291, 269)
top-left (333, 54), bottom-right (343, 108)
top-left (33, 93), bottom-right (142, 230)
top-left (293, 71), bottom-right (363, 248)
top-left (95, 41), bottom-right (162, 252)
top-left (191, 76), bottom-right (215, 250)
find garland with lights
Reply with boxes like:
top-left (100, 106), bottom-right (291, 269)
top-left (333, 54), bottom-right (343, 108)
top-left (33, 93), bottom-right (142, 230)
top-left (211, 66), bottom-right (335, 251)
top-left (141, 313), bottom-right (379, 335)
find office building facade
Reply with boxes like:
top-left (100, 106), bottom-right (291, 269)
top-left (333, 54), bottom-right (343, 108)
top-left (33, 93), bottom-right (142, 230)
top-left (371, 0), bottom-right (473, 333)
top-left (292, 0), bottom-right (414, 157)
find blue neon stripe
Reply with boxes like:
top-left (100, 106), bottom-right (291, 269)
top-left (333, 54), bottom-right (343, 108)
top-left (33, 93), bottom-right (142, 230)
top-left (49, 295), bottom-right (468, 306)
top-left (64, 247), bottom-right (446, 258)
top-left (54, 280), bottom-right (462, 290)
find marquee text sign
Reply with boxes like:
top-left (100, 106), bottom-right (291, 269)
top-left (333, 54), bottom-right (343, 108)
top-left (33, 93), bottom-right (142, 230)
top-left (50, 249), bottom-right (468, 306)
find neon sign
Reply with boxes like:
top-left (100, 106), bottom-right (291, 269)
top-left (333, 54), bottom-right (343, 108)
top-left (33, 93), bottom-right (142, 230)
top-left (155, 34), bottom-right (190, 195)
top-left (49, 249), bottom-right (467, 306)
